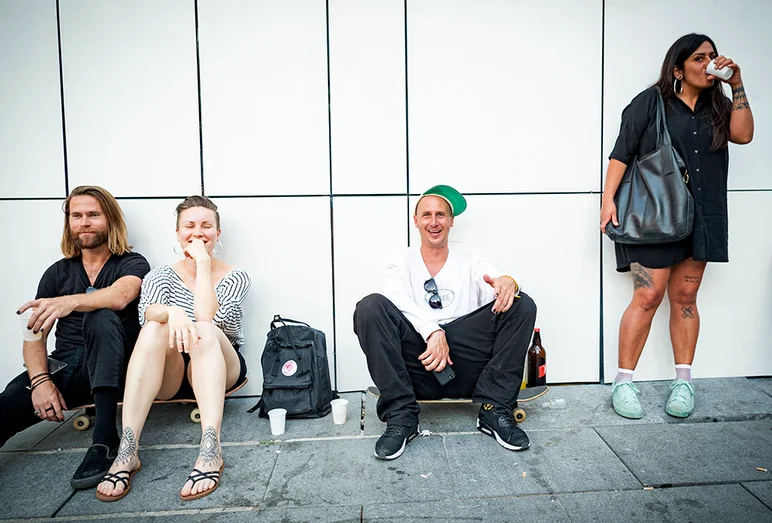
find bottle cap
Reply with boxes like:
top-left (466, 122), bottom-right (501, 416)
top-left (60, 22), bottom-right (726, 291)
top-left (534, 327), bottom-right (540, 332)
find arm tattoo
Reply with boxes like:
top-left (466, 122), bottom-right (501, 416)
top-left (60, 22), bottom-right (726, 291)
top-left (681, 306), bottom-right (695, 319)
top-left (732, 85), bottom-right (751, 111)
top-left (631, 263), bottom-right (654, 289)
top-left (198, 426), bottom-right (221, 466)
top-left (115, 427), bottom-right (137, 465)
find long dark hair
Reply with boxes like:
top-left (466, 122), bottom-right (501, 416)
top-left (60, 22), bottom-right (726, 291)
top-left (654, 33), bottom-right (731, 151)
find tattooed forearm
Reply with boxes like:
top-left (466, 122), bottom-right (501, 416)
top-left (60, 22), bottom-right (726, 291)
top-left (115, 427), bottom-right (137, 465)
top-left (198, 426), bottom-right (221, 466)
top-left (732, 85), bottom-right (750, 111)
top-left (681, 306), bottom-right (695, 319)
top-left (631, 263), bottom-right (654, 289)
top-left (684, 275), bottom-right (701, 284)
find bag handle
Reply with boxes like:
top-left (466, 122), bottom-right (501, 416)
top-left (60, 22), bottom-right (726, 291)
top-left (270, 314), bottom-right (311, 330)
top-left (654, 88), bottom-right (684, 176)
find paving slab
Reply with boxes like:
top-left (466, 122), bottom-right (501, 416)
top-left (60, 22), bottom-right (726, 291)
top-left (443, 428), bottom-right (641, 497)
top-left (263, 436), bottom-right (455, 507)
top-left (363, 495), bottom-right (570, 522)
top-left (596, 421), bottom-right (772, 486)
top-left (751, 378), bottom-right (772, 398)
top-left (0, 413), bottom-right (77, 452)
top-left (653, 378), bottom-right (772, 423)
top-left (34, 407), bottom-right (118, 450)
top-left (0, 450), bottom-right (83, 519)
top-left (362, 390), bottom-right (386, 436)
top-left (154, 505), bottom-right (361, 522)
top-left (744, 480), bottom-right (772, 510)
top-left (276, 392), bottom-right (363, 440)
top-left (57, 445), bottom-right (278, 517)
top-left (738, 419), bottom-right (772, 445)
top-left (558, 483), bottom-right (772, 522)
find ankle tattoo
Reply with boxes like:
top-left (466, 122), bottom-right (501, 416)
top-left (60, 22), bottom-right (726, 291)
top-left (198, 426), bottom-right (221, 466)
top-left (116, 427), bottom-right (137, 465)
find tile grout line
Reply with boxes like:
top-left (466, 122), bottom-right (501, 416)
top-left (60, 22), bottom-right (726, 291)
top-left (259, 443), bottom-right (282, 506)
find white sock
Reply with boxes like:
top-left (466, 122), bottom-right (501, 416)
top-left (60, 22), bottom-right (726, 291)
top-left (615, 368), bottom-right (634, 384)
top-left (675, 364), bottom-right (692, 382)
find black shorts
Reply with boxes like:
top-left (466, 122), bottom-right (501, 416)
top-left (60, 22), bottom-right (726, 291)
top-left (172, 347), bottom-right (247, 400)
top-left (614, 235), bottom-right (693, 272)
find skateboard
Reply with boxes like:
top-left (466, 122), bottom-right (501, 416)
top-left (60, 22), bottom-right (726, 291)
top-left (366, 384), bottom-right (548, 423)
top-left (69, 378), bottom-right (248, 431)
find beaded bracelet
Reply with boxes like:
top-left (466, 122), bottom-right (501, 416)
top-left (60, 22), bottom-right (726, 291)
top-left (502, 275), bottom-right (520, 293)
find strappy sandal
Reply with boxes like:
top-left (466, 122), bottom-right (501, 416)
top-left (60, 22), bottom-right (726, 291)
top-left (95, 463), bottom-right (142, 502)
top-left (179, 462), bottom-right (225, 501)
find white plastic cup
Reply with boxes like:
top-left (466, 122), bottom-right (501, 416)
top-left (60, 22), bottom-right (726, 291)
top-left (330, 398), bottom-right (348, 425)
top-left (706, 59), bottom-right (733, 81)
top-left (268, 408), bottom-right (287, 435)
top-left (18, 309), bottom-right (42, 342)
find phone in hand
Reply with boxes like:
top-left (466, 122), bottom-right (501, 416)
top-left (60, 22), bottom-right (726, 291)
top-left (433, 365), bottom-right (455, 386)
top-left (24, 357), bottom-right (68, 375)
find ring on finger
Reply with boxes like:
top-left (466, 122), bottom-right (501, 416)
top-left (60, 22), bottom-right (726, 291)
top-left (45, 406), bottom-right (55, 412)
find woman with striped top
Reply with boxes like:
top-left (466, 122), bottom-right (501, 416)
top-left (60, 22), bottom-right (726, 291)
top-left (96, 196), bottom-right (250, 502)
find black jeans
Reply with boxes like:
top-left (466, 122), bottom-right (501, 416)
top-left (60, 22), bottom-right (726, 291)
top-left (354, 293), bottom-right (537, 426)
top-left (0, 309), bottom-right (131, 448)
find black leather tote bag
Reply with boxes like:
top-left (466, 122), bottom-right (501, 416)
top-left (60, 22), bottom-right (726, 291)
top-left (605, 89), bottom-right (694, 244)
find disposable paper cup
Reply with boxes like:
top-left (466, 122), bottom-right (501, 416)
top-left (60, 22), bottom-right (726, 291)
top-left (331, 398), bottom-right (348, 425)
top-left (268, 408), bottom-right (286, 435)
top-left (706, 59), bottom-right (733, 81)
top-left (18, 310), bottom-right (42, 342)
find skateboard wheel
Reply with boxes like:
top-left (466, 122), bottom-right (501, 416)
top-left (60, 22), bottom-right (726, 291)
top-left (73, 414), bottom-right (91, 431)
top-left (514, 408), bottom-right (526, 423)
top-left (190, 408), bottom-right (201, 423)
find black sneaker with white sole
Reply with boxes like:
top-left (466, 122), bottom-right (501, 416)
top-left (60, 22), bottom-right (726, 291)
top-left (477, 403), bottom-right (530, 451)
top-left (374, 424), bottom-right (419, 460)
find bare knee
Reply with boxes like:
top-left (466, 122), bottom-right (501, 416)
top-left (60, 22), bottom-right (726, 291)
top-left (668, 285), bottom-right (699, 306)
top-left (631, 288), bottom-right (666, 312)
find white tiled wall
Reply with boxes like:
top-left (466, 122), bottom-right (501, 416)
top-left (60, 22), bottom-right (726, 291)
top-left (1, 0), bottom-right (770, 393)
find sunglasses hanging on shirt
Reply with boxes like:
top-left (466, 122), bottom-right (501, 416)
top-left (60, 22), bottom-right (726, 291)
top-left (424, 278), bottom-right (443, 309)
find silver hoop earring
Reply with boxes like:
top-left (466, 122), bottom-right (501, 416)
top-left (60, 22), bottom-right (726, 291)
top-left (673, 77), bottom-right (683, 94)
top-left (173, 243), bottom-right (182, 255)
top-left (213, 240), bottom-right (223, 256)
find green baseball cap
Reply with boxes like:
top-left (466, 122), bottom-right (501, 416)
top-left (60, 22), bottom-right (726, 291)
top-left (418, 185), bottom-right (467, 216)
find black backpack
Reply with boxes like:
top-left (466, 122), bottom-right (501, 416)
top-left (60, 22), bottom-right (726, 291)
top-left (249, 315), bottom-right (334, 418)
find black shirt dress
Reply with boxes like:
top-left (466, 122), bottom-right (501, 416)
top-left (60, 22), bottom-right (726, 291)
top-left (610, 86), bottom-right (731, 272)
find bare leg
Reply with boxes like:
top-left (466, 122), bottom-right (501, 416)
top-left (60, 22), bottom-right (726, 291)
top-left (97, 321), bottom-right (185, 498)
top-left (180, 323), bottom-right (241, 498)
top-left (618, 263), bottom-right (671, 371)
top-left (667, 258), bottom-right (707, 365)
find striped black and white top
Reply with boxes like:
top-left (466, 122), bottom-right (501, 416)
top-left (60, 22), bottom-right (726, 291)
top-left (138, 265), bottom-right (251, 347)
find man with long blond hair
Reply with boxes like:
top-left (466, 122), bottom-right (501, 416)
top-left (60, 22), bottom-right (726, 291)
top-left (0, 186), bottom-right (149, 489)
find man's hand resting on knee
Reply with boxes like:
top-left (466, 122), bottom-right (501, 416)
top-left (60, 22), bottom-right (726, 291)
top-left (419, 330), bottom-right (453, 372)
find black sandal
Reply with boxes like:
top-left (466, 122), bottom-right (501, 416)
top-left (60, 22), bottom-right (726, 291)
top-left (180, 462), bottom-right (224, 501)
top-left (95, 463), bottom-right (142, 502)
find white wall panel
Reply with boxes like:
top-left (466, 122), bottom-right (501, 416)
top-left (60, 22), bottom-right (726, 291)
top-left (59, 0), bottom-right (200, 196)
top-left (198, 0), bottom-right (329, 196)
top-left (0, 0), bottom-right (64, 197)
top-left (329, 0), bottom-right (406, 194)
top-left (333, 196), bottom-right (408, 391)
top-left (604, 0), bottom-right (770, 190)
top-left (211, 197), bottom-right (334, 395)
top-left (0, 200), bottom-right (65, 388)
top-left (408, 0), bottom-right (602, 194)
top-left (602, 191), bottom-right (772, 382)
top-left (410, 194), bottom-right (601, 383)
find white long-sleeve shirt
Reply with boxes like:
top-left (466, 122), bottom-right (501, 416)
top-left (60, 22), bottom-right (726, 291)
top-left (381, 242), bottom-right (513, 341)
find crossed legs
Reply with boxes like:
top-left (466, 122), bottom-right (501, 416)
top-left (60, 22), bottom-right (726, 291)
top-left (97, 320), bottom-right (241, 500)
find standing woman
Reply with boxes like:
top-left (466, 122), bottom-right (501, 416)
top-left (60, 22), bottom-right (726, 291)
top-left (96, 196), bottom-right (250, 501)
top-left (600, 34), bottom-right (753, 419)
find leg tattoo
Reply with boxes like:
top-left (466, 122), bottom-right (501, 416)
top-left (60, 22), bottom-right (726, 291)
top-left (684, 275), bottom-right (701, 284)
top-left (198, 426), bottom-right (221, 466)
top-left (115, 427), bottom-right (137, 466)
top-left (681, 306), bottom-right (695, 320)
top-left (631, 263), bottom-right (655, 289)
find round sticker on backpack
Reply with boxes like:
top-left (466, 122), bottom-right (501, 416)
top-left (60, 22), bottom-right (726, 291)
top-left (282, 360), bottom-right (298, 376)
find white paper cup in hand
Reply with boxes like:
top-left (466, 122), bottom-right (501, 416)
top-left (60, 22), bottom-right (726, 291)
top-left (706, 59), bottom-right (733, 81)
top-left (268, 408), bottom-right (287, 435)
top-left (331, 398), bottom-right (348, 425)
top-left (18, 309), bottom-right (42, 342)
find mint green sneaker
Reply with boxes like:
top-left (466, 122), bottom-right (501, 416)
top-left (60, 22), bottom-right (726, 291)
top-left (611, 381), bottom-right (643, 419)
top-left (666, 379), bottom-right (695, 418)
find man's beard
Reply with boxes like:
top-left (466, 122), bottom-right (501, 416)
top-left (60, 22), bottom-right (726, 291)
top-left (73, 229), bottom-right (109, 251)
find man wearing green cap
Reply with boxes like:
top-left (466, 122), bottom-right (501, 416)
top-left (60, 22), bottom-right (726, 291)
top-left (354, 185), bottom-right (537, 460)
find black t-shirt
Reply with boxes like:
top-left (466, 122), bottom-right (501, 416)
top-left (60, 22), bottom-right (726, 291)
top-left (35, 251), bottom-right (151, 354)
top-left (610, 86), bottom-right (731, 262)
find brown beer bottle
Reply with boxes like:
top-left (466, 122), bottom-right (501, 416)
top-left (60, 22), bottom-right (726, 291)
top-left (526, 328), bottom-right (546, 387)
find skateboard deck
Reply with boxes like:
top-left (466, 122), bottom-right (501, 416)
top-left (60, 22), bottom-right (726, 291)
top-left (69, 378), bottom-right (248, 431)
top-left (366, 384), bottom-right (548, 423)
